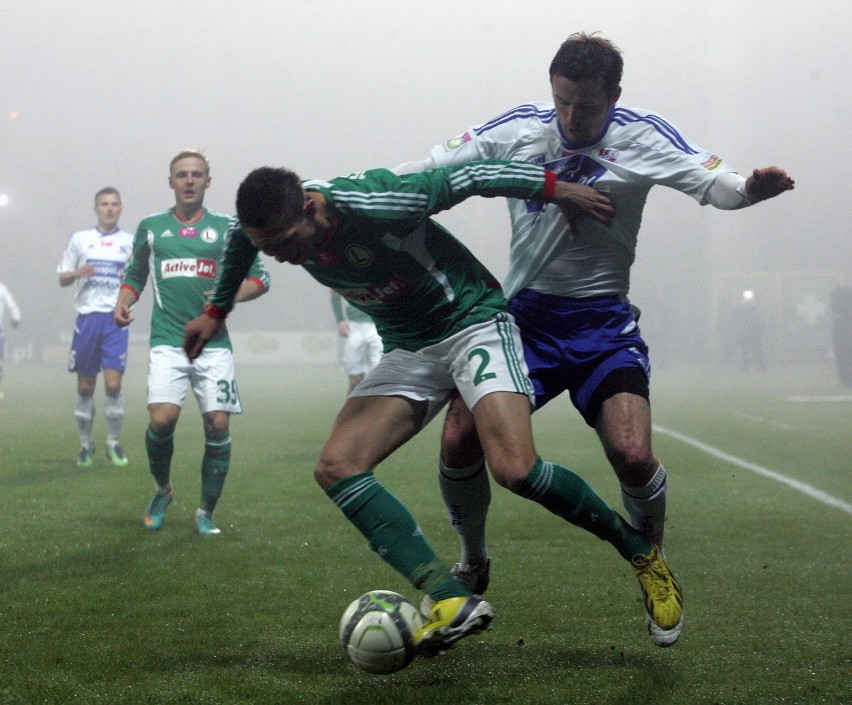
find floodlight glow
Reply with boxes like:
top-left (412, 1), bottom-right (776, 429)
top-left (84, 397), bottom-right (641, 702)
top-left (0, 194), bottom-right (8, 207)
top-left (742, 289), bottom-right (754, 301)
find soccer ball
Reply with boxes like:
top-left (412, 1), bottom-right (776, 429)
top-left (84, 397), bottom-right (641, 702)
top-left (339, 590), bottom-right (424, 674)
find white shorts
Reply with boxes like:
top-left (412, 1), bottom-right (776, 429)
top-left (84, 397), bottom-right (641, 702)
top-left (351, 313), bottom-right (533, 428)
top-left (340, 320), bottom-right (383, 376)
top-left (147, 345), bottom-right (242, 414)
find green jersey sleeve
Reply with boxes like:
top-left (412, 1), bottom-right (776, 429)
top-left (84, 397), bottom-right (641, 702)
top-left (311, 160), bottom-right (549, 230)
top-left (208, 221), bottom-right (262, 313)
top-left (121, 220), bottom-right (154, 297)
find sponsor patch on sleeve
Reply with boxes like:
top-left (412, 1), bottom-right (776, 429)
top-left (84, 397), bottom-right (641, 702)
top-left (444, 133), bottom-right (472, 151)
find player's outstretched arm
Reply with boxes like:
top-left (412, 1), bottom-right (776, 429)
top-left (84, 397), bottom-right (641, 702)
top-left (183, 314), bottom-right (222, 361)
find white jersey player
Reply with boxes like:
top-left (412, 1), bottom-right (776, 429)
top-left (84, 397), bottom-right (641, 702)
top-left (394, 32), bottom-right (794, 648)
top-left (58, 187), bottom-right (134, 467)
top-left (0, 281), bottom-right (22, 399)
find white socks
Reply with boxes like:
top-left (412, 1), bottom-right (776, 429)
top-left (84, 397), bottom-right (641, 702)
top-left (438, 458), bottom-right (491, 566)
top-left (621, 463), bottom-right (668, 547)
top-left (75, 394), bottom-right (95, 448)
top-left (104, 392), bottom-right (125, 446)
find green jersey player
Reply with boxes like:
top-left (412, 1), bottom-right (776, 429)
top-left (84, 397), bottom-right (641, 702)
top-left (183, 160), bottom-right (682, 657)
top-left (116, 149), bottom-right (270, 536)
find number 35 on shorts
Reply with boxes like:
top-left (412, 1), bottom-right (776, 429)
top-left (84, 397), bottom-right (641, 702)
top-left (216, 379), bottom-right (239, 405)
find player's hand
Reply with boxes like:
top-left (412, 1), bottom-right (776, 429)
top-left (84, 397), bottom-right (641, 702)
top-left (183, 314), bottom-right (221, 361)
top-left (114, 304), bottom-right (134, 328)
top-left (745, 167), bottom-right (795, 202)
top-left (338, 320), bottom-right (351, 338)
top-left (78, 264), bottom-right (96, 279)
top-left (550, 181), bottom-right (614, 226)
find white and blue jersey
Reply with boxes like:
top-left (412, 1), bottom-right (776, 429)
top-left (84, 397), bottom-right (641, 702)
top-left (428, 102), bottom-right (736, 299)
top-left (417, 102), bottom-right (738, 423)
top-left (58, 227), bottom-right (133, 314)
top-left (58, 226), bottom-right (133, 375)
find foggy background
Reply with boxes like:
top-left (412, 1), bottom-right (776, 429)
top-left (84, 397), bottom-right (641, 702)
top-left (0, 0), bottom-right (849, 371)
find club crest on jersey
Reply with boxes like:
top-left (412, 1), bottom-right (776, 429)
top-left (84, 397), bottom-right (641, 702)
top-left (701, 155), bottom-right (723, 170)
top-left (345, 244), bottom-right (373, 268)
top-left (597, 148), bottom-right (619, 163)
top-left (179, 227), bottom-right (198, 238)
top-left (161, 258), bottom-right (217, 279)
top-left (200, 228), bottom-right (218, 244)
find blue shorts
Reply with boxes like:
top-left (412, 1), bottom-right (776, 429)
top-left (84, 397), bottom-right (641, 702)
top-left (509, 289), bottom-right (650, 426)
top-left (68, 312), bottom-right (129, 376)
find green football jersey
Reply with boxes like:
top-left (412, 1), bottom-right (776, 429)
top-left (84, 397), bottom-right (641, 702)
top-left (211, 160), bottom-right (550, 352)
top-left (123, 208), bottom-right (269, 349)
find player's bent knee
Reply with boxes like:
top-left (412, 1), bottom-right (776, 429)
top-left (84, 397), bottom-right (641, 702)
top-left (149, 416), bottom-right (178, 436)
top-left (440, 435), bottom-right (484, 468)
top-left (487, 466), bottom-right (525, 492)
top-left (616, 458), bottom-right (658, 488)
top-left (606, 443), bottom-right (655, 485)
top-left (314, 458), bottom-right (357, 490)
top-left (441, 408), bottom-right (482, 467)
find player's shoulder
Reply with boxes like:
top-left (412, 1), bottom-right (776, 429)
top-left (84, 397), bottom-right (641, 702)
top-left (473, 101), bottom-right (557, 136)
top-left (224, 214), bottom-right (242, 231)
top-left (611, 103), bottom-right (670, 127)
top-left (68, 226), bottom-right (99, 241)
top-left (201, 208), bottom-right (232, 225)
top-left (304, 177), bottom-right (336, 191)
top-left (608, 103), bottom-right (694, 150)
top-left (136, 208), bottom-right (174, 228)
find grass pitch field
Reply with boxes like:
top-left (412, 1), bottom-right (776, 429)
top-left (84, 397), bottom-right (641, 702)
top-left (0, 360), bottom-right (849, 704)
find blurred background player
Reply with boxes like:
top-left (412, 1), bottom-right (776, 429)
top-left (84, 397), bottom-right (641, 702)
top-left (58, 187), bottom-right (133, 467)
top-left (0, 279), bottom-right (22, 400)
top-left (330, 289), bottom-right (382, 392)
top-left (394, 31), bottom-right (794, 646)
top-left (115, 149), bottom-right (269, 536)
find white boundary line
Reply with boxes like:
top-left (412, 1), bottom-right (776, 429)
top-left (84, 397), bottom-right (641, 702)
top-left (654, 425), bottom-right (852, 516)
top-left (727, 411), bottom-right (796, 432)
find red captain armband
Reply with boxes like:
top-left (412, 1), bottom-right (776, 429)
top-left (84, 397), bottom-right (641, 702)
top-left (542, 170), bottom-right (558, 200)
top-left (204, 303), bottom-right (229, 320)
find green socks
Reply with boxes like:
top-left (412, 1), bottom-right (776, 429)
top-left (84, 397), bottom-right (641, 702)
top-left (200, 435), bottom-right (231, 512)
top-left (327, 473), bottom-right (468, 600)
top-left (513, 457), bottom-right (651, 560)
top-left (145, 425), bottom-right (174, 488)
